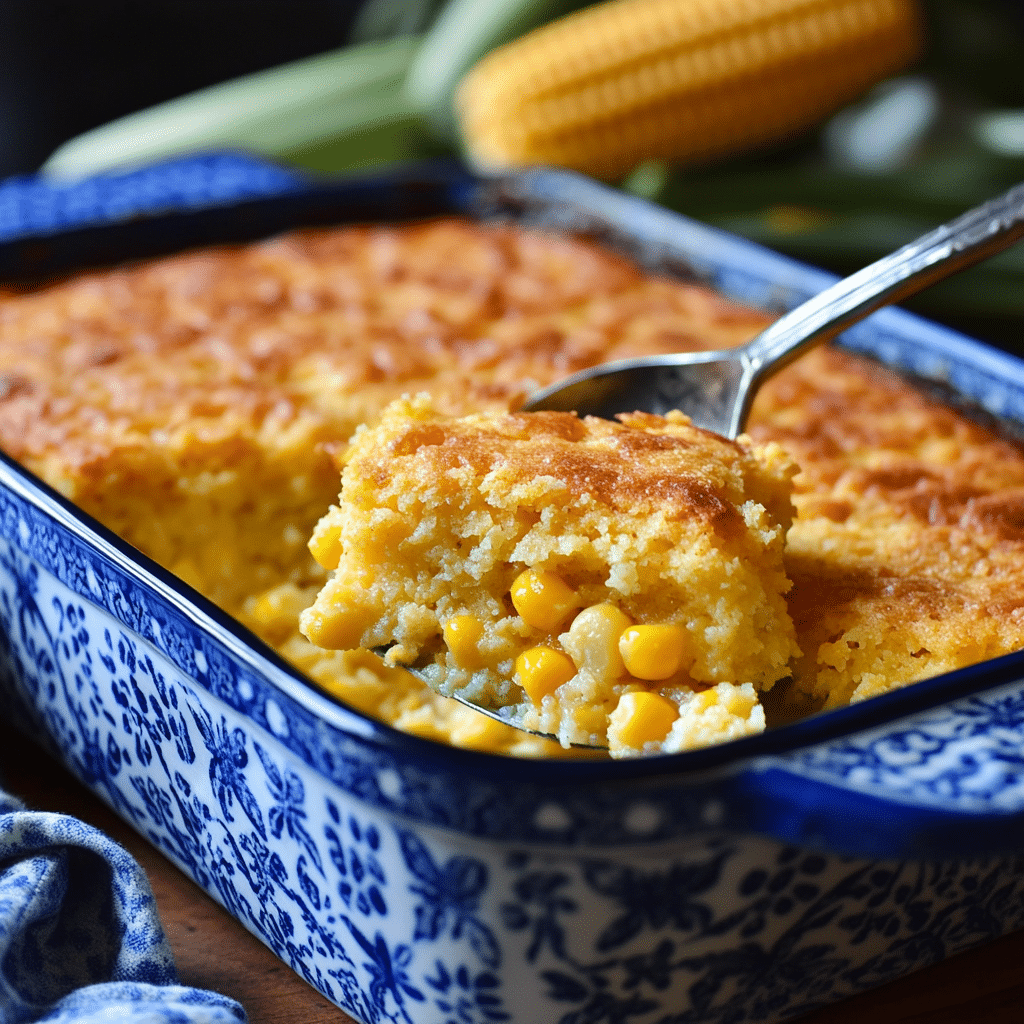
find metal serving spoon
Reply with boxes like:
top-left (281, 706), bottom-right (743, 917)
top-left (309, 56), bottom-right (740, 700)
top-left (523, 180), bottom-right (1024, 436)
top-left (386, 181), bottom-right (1024, 746)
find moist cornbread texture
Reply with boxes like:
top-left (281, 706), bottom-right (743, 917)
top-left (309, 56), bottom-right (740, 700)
top-left (300, 394), bottom-right (800, 753)
top-left (749, 346), bottom-right (1024, 709)
top-left (0, 218), bottom-right (759, 617)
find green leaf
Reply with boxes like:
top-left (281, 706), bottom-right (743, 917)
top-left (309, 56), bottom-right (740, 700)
top-left (43, 36), bottom-right (425, 180)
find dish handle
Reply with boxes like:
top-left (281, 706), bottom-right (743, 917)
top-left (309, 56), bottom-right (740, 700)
top-left (732, 670), bottom-right (1024, 859)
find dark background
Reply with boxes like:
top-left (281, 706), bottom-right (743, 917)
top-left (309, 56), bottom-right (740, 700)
top-left (0, 1), bottom-right (364, 178)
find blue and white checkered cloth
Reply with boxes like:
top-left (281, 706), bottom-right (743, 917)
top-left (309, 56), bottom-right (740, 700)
top-left (0, 790), bottom-right (246, 1024)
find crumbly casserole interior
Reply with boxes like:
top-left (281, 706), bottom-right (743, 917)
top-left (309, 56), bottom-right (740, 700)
top-left (2, 217), bottom-right (1023, 757)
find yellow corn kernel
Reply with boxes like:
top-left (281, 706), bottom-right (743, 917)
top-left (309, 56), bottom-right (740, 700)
top-left (510, 568), bottom-right (581, 632)
top-left (299, 596), bottom-right (377, 651)
top-left (308, 519), bottom-right (343, 571)
top-left (561, 603), bottom-right (632, 685)
top-left (690, 688), bottom-right (718, 714)
top-left (442, 614), bottom-right (485, 669)
top-left (609, 690), bottom-right (678, 749)
top-left (515, 645), bottom-right (577, 704)
top-left (457, 0), bottom-right (921, 180)
top-left (449, 707), bottom-right (519, 751)
top-left (246, 583), bottom-right (310, 644)
top-left (618, 623), bottom-right (688, 680)
top-left (722, 685), bottom-right (758, 717)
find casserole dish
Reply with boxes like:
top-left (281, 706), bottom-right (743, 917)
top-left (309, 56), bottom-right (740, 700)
top-left (3, 152), bottom-right (1024, 1024)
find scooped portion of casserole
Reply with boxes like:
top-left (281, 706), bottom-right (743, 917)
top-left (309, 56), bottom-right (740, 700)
top-left (299, 395), bottom-right (799, 754)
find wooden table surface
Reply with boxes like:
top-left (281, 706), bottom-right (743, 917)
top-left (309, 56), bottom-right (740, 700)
top-left (2, 718), bottom-right (1021, 1024)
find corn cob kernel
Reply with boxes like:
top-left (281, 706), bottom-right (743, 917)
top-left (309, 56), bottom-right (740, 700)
top-left (609, 690), bottom-right (679, 748)
top-left (457, 0), bottom-right (922, 179)
top-left (247, 583), bottom-right (311, 644)
top-left (561, 602), bottom-right (633, 684)
top-left (308, 519), bottom-right (343, 571)
top-left (690, 687), bottom-right (719, 713)
top-left (619, 623), bottom-right (689, 680)
top-left (443, 614), bottom-right (486, 669)
top-left (510, 568), bottom-right (581, 631)
top-left (300, 601), bottom-right (375, 651)
top-left (515, 645), bottom-right (577, 703)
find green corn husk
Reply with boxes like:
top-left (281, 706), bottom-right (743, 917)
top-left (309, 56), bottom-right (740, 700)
top-left (43, 36), bottom-right (427, 180)
top-left (349, 0), bottom-right (450, 42)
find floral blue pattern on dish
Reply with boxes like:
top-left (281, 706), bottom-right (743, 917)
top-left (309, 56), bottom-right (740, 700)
top-left (0, 153), bottom-right (304, 242)
top-left (4, 489), bottom-right (1024, 1024)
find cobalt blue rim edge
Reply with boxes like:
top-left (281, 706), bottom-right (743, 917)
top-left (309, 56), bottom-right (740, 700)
top-left (3, 152), bottom-right (1024, 859)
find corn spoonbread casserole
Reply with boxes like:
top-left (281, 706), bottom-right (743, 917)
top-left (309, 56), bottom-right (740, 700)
top-left (299, 395), bottom-right (799, 754)
top-left (2, 217), bottom-right (1024, 757)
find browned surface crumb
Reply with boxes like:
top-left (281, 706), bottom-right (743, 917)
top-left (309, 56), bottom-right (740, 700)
top-left (0, 218), bottom-right (767, 615)
top-left (749, 346), bottom-right (1024, 706)
top-left (0, 218), bottom-right (765, 473)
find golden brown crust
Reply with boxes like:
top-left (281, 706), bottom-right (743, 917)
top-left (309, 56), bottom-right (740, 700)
top-left (0, 218), bottom-right (769, 477)
top-left (749, 346), bottom-right (1024, 704)
top-left (369, 407), bottom-right (752, 538)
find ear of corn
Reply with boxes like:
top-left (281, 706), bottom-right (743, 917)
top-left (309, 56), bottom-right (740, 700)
top-left (404, 0), bottom-right (589, 139)
top-left (457, 0), bottom-right (923, 180)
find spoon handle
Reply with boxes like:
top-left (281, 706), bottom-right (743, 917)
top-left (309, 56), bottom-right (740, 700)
top-left (741, 181), bottom-right (1024, 385)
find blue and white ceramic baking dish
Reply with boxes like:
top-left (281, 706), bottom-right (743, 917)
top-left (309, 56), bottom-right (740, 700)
top-left (3, 153), bottom-right (1024, 1024)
